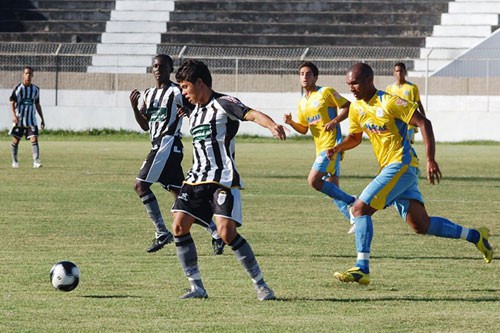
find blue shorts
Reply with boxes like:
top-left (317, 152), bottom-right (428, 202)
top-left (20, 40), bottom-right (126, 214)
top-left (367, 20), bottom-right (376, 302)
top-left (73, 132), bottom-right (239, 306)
top-left (359, 163), bottom-right (424, 217)
top-left (312, 150), bottom-right (341, 176)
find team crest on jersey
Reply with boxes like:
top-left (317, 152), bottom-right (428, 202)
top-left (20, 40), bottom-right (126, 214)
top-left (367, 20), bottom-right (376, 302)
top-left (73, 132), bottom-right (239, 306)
top-left (217, 191), bottom-right (227, 205)
top-left (395, 98), bottom-right (407, 106)
top-left (376, 108), bottom-right (385, 118)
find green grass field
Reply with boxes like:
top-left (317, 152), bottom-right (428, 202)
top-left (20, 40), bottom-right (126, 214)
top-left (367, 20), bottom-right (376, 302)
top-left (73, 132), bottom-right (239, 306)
top-left (0, 136), bottom-right (498, 332)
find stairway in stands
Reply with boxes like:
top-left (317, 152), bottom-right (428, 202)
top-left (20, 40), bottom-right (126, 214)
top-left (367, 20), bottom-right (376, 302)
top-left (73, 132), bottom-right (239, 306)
top-left (412, 0), bottom-right (500, 75)
top-left (87, 0), bottom-right (174, 73)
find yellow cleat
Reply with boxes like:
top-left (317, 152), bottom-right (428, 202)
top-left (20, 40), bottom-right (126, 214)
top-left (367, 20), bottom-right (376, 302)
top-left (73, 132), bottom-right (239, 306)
top-left (334, 267), bottom-right (371, 285)
top-left (475, 227), bottom-right (493, 263)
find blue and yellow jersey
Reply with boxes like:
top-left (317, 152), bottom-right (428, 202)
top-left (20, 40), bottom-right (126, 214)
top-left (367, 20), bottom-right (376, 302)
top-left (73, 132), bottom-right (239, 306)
top-left (349, 90), bottom-right (419, 169)
top-left (386, 81), bottom-right (421, 131)
top-left (297, 86), bottom-right (348, 155)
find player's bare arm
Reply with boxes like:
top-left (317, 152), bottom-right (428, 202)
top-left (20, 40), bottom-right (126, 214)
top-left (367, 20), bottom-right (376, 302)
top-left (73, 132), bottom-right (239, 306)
top-left (409, 111), bottom-right (442, 185)
top-left (283, 113), bottom-right (308, 134)
top-left (130, 89), bottom-right (149, 131)
top-left (247, 110), bottom-right (286, 140)
top-left (326, 132), bottom-right (362, 160)
top-left (324, 101), bottom-right (350, 131)
top-left (10, 101), bottom-right (18, 125)
top-left (36, 102), bottom-right (45, 130)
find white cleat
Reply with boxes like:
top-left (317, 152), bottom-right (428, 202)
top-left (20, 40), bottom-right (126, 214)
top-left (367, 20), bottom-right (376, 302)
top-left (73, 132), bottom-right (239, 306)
top-left (33, 160), bottom-right (42, 168)
top-left (12, 161), bottom-right (19, 168)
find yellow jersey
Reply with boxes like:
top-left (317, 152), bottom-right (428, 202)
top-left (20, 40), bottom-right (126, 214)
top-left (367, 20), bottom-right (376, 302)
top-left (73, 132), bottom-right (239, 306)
top-left (386, 81), bottom-right (421, 131)
top-left (297, 86), bottom-right (348, 155)
top-left (349, 90), bottom-right (419, 169)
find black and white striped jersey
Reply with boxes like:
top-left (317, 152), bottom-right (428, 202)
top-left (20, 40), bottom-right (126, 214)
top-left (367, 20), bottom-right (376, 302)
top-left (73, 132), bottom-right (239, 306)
top-left (186, 92), bottom-right (252, 188)
top-left (10, 83), bottom-right (40, 127)
top-left (138, 82), bottom-right (185, 146)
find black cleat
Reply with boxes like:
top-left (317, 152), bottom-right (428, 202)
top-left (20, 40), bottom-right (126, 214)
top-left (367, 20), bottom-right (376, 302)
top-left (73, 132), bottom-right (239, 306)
top-left (212, 237), bottom-right (225, 255)
top-left (146, 232), bottom-right (173, 253)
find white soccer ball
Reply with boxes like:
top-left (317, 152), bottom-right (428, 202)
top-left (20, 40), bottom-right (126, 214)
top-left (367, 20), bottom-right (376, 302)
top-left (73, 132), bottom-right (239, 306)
top-left (50, 261), bottom-right (80, 292)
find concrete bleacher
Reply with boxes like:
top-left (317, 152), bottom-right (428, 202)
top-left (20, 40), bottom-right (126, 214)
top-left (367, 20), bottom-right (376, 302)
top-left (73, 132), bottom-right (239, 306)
top-left (0, 0), bottom-right (114, 71)
top-left (159, 0), bottom-right (450, 75)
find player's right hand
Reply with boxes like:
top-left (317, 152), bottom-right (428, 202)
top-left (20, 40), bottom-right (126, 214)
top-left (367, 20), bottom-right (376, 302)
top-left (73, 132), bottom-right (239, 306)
top-left (129, 89), bottom-right (140, 109)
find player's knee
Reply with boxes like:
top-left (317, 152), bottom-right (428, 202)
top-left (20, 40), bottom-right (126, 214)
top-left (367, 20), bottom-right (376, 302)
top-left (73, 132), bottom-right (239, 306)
top-left (217, 223), bottom-right (237, 244)
top-left (308, 177), bottom-right (322, 191)
top-left (134, 181), bottom-right (149, 195)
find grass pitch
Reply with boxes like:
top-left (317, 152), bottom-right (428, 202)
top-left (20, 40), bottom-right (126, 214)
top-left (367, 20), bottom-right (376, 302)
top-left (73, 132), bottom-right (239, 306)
top-left (0, 136), bottom-right (498, 332)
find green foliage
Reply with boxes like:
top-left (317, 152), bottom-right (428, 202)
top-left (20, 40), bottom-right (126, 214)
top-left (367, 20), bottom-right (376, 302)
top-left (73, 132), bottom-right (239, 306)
top-left (0, 139), bottom-right (498, 332)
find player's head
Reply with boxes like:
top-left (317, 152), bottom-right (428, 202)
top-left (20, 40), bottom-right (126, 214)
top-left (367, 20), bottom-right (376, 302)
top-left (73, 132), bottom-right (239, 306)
top-left (346, 62), bottom-right (375, 101)
top-left (393, 62), bottom-right (407, 82)
top-left (152, 54), bottom-right (173, 84)
top-left (175, 59), bottom-right (213, 104)
top-left (23, 66), bottom-right (34, 85)
top-left (298, 61), bottom-right (318, 90)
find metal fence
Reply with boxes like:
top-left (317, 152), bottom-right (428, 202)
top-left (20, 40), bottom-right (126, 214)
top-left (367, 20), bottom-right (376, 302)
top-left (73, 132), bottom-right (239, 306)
top-left (0, 42), bottom-right (499, 100)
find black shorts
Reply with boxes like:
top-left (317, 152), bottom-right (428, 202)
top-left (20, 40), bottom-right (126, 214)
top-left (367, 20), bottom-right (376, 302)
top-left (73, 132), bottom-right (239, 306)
top-left (137, 136), bottom-right (184, 191)
top-left (10, 125), bottom-right (39, 140)
top-left (172, 183), bottom-right (242, 226)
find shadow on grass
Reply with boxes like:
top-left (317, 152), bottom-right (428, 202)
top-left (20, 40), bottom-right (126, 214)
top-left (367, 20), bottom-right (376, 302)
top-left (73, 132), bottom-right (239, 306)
top-left (278, 295), bottom-right (500, 303)
top-left (80, 295), bottom-right (143, 299)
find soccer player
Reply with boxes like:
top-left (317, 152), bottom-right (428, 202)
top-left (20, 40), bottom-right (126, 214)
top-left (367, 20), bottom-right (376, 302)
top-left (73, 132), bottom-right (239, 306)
top-left (9, 66), bottom-right (45, 168)
top-left (172, 59), bottom-right (286, 300)
top-left (284, 61), bottom-right (356, 232)
top-left (130, 54), bottom-right (223, 255)
top-left (327, 63), bottom-right (493, 285)
top-left (386, 62), bottom-right (426, 143)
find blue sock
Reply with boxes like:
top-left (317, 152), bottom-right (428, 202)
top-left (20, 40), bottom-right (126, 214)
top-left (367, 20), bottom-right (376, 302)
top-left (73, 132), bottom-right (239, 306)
top-left (354, 215), bottom-right (373, 273)
top-left (320, 182), bottom-right (354, 204)
top-left (427, 216), bottom-right (463, 239)
top-left (333, 199), bottom-right (350, 221)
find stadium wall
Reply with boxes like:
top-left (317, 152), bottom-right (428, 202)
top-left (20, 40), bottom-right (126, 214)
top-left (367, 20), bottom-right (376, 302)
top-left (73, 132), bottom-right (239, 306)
top-left (1, 76), bottom-right (499, 142)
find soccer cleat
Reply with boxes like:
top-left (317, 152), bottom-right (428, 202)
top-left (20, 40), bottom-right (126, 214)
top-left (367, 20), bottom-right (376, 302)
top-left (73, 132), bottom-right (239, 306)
top-left (475, 227), bottom-right (493, 263)
top-left (212, 237), bottom-right (225, 255)
top-left (146, 231), bottom-right (173, 253)
top-left (179, 286), bottom-right (208, 299)
top-left (334, 267), bottom-right (371, 285)
top-left (33, 160), bottom-right (42, 168)
top-left (255, 284), bottom-right (276, 301)
top-left (11, 161), bottom-right (19, 168)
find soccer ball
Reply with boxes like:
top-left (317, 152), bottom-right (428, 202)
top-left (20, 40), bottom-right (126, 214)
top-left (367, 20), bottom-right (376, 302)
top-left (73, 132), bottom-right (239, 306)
top-left (50, 261), bottom-right (80, 292)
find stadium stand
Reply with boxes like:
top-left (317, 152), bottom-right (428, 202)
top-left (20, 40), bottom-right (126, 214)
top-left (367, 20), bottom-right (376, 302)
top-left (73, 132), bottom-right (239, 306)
top-left (413, 0), bottom-right (500, 75)
top-left (0, 0), bottom-right (114, 71)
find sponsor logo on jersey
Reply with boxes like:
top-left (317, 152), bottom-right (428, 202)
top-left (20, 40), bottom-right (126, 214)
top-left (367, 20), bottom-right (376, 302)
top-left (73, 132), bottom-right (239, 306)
top-left (364, 123), bottom-right (388, 134)
top-left (307, 114), bottom-right (321, 125)
top-left (395, 98), bottom-right (407, 106)
top-left (20, 98), bottom-right (34, 106)
top-left (148, 107), bottom-right (167, 122)
top-left (191, 124), bottom-right (211, 141)
top-left (220, 95), bottom-right (245, 107)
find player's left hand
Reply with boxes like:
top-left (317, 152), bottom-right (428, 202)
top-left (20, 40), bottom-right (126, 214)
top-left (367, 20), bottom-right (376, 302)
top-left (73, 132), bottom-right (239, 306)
top-left (427, 160), bottom-right (442, 185)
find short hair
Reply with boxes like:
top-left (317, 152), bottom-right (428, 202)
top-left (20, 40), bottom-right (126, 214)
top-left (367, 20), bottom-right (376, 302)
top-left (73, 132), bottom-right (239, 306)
top-left (153, 54), bottom-right (173, 73)
top-left (175, 59), bottom-right (212, 88)
top-left (394, 62), bottom-right (407, 73)
top-left (24, 66), bottom-right (34, 72)
top-left (349, 62), bottom-right (373, 80)
top-left (299, 61), bottom-right (318, 77)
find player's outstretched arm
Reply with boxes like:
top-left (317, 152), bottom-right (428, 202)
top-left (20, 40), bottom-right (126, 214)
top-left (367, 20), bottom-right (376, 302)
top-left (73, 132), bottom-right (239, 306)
top-left (130, 89), bottom-right (149, 131)
top-left (246, 110), bottom-right (286, 140)
top-left (409, 111), bottom-right (442, 185)
top-left (283, 113), bottom-right (308, 134)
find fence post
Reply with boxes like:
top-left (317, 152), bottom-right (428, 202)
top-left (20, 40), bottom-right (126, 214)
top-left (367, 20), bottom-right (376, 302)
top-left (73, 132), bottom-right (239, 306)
top-left (55, 43), bottom-right (62, 106)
